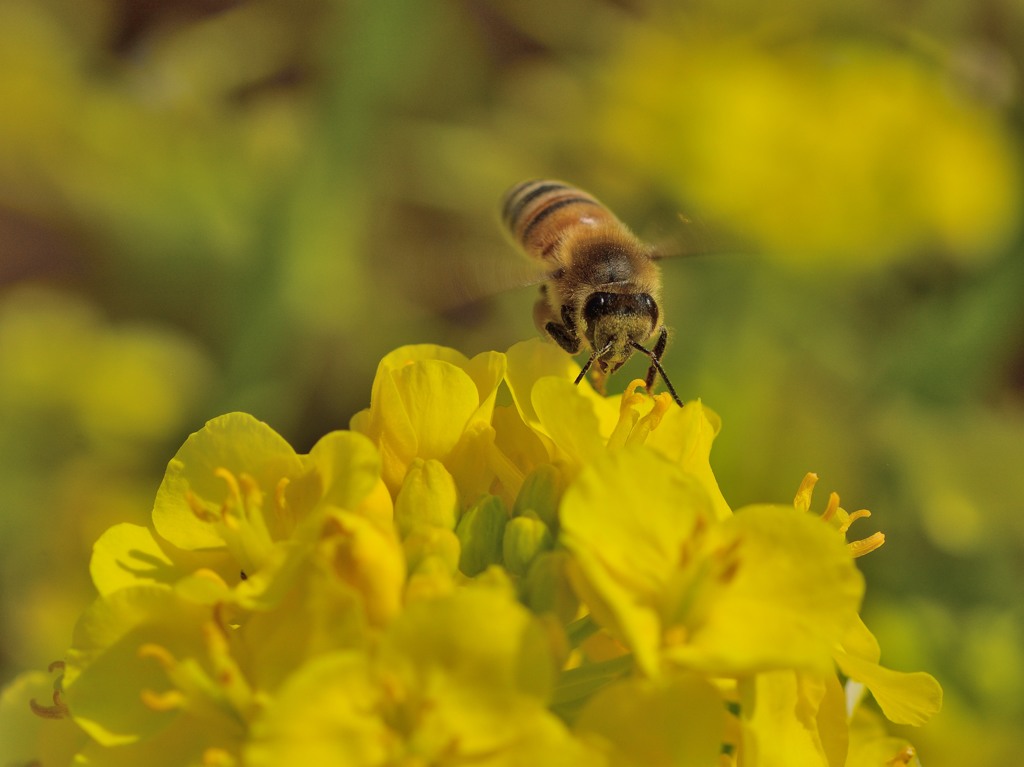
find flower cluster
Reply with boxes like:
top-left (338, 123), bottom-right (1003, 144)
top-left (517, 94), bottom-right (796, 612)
top-left (1, 340), bottom-right (941, 766)
top-left (597, 30), bottom-right (1019, 267)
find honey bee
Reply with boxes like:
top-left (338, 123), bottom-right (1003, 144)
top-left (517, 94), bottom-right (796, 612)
top-left (501, 179), bottom-right (683, 406)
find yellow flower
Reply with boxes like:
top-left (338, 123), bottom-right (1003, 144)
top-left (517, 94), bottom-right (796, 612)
top-left (795, 473), bottom-right (943, 726)
top-left (237, 511), bottom-right (405, 691)
top-left (246, 588), bottom-right (598, 766)
top-left (64, 519), bottom-right (407, 756)
top-left (598, 30), bottom-right (1020, 266)
top-left (92, 413), bottom-right (391, 607)
top-left (152, 412), bottom-right (306, 571)
top-left (60, 585), bottom-right (241, 750)
top-left (1, 342), bottom-right (941, 767)
top-left (350, 344), bottom-right (505, 499)
top-left (504, 339), bottom-right (731, 519)
top-left (560, 449), bottom-right (864, 678)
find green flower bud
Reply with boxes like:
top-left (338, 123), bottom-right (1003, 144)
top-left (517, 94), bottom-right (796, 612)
top-left (502, 513), bottom-right (553, 577)
top-left (524, 550), bottom-right (579, 624)
top-left (513, 464), bottom-right (562, 530)
top-left (455, 495), bottom-right (508, 577)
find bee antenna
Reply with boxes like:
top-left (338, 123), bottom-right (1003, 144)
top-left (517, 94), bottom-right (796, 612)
top-left (629, 341), bottom-right (684, 408)
top-left (574, 341), bottom-right (613, 386)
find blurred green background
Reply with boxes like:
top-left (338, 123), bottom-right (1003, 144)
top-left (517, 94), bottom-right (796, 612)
top-left (1, 1), bottom-right (1021, 764)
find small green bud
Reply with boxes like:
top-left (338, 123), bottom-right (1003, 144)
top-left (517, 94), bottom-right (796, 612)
top-left (513, 464), bottom-right (562, 530)
top-left (455, 495), bottom-right (508, 577)
top-left (394, 458), bottom-right (459, 537)
top-left (502, 513), bottom-right (553, 577)
top-left (524, 550), bottom-right (580, 624)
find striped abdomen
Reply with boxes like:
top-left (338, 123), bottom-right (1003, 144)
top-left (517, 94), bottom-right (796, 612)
top-left (501, 180), bottom-right (619, 263)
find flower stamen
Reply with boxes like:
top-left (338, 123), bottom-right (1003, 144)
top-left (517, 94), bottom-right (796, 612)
top-left (627, 391), bottom-right (673, 447)
top-left (821, 492), bottom-right (840, 523)
top-left (793, 473), bottom-right (818, 513)
top-left (185, 468), bottom-right (279, 574)
top-left (794, 474), bottom-right (887, 558)
top-left (141, 689), bottom-right (188, 712)
top-left (29, 660), bottom-right (69, 720)
top-left (839, 509), bottom-right (872, 534)
top-left (186, 490), bottom-right (218, 522)
top-left (848, 532), bottom-right (886, 558)
top-left (887, 746), bottom-right (917, 767)
top-left (608, 380), bottom-right (673, 450)
top-left (606, 379), bottom-right (647, 450)
top-left (138, 626), bottom-right (255, 722)
top-left (274, 476), bottom-right (292, 525)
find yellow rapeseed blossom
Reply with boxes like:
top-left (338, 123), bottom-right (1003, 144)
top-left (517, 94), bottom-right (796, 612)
top-left (598, 29), bottom-right (1020, 266)
top-left (560, 451), bottom-right (864, 678)
top-left (1, 340), bottom-right (941, 766)
top-left (350, 344), bottom-right (505, 498)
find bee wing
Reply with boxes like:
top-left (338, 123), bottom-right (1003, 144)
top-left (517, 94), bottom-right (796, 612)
top-left (403, 240), bottom-right (551, 316)
top-left (448, 251), bottom-right (551, 305)
top-left (648, 212), bottom-right (752, 261)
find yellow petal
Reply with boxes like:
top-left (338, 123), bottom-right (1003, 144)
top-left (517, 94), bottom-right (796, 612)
top-left (359, 346), bottom-right (500, 495)
top-left (840, 614), bottom-right (882, 664)
top-left (394, 458), bottom-right (460, 536)
top-left (0, 670), bottom-right (87, 765)
top-left (380, 587), bottom-right (556, 701)
top-left (246, 652), bottom-right (394, 767)
top-left (560, 448), bottom-right (711, 675)
top-left (367, 343), bottom-right (475, 414)
top-left (305, 430), bottom-right (383, 514)
top-left (446, 420), bottom-right (501, 504)
top-left (739, 671), bottom-right (843, 767)
top-left (669, 506), bottom-right (864, 675)
top-left (90, 524), bottom-right (175, 596)
top-left (847, 707), bottom-right (922, 767)
top-left (532, 376), bottom-right (604, 469)
top-left (152, 413), bottom-right (303, 551)
top-left (576, 674), bottom-right (725, 767)
top-left (389, 360), bottom-right (479, 467)
top-left (323, 510), bottom-right (406, 628)
top-left (462, 348), bottom-right (507, 425)
top-left (834, 649), bottom-right (942, 726)
top-left (505, 338), bottom-right (583, 428)
top-left (63, 585), bottom-right (210, 746)
top-left (646, 400), bottom-right (732, 520)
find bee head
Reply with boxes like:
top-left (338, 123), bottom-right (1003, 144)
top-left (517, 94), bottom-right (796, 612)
top-left (582, 291), bottom-right (659, 372)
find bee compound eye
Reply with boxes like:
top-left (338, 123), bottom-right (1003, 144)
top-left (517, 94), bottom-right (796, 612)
top-left (637, 293), bottom-right (658, 321)
top-left (583, 292), bottom-right (612, 326)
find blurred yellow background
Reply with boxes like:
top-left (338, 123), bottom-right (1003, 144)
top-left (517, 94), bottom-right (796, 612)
top-left (1, 1), bottom-right (1021, 764)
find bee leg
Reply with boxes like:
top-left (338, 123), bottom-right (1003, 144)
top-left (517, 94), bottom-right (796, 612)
top-left (535, 292), bottom-right (580, 354)
top-left (644, 326), bottom-right (669, 394)
top-left (545, 322), bottom-right (580, 354)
